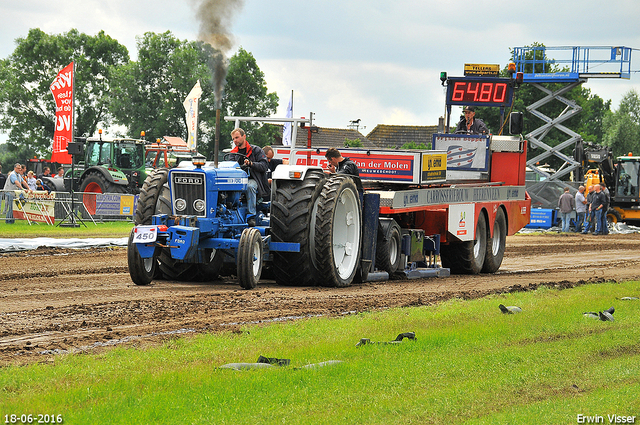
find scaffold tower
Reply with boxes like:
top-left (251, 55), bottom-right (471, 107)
top-left (512, 46), bottom-right (634, 180)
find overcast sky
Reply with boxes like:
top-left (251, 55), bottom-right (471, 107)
top-left (2, 0), bottom-right (640, 141)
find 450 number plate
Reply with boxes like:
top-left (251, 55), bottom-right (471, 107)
top-left (133, 226), bottom-right (158, 243)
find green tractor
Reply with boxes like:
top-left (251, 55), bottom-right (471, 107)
top-left (67, 134), bottom-right (147, 194)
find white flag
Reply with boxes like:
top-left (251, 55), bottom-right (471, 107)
top-left (184, 80), bottom-right (202, 150)
top-left (282, 91), bottom-right (293, 146)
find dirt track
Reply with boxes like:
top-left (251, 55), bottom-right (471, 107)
top-left (2, 232), bottom-right (640, 366)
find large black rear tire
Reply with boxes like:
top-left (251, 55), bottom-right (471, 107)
top-left (441, 212), bottom-right (487, 275)
top-left (271, 170), bottom-right (326, 286)
top-left (135, 168), bottom-right (169, 224)
top-left (80, 171), bottom-right (126, 194)
top-left (314, 176), bottom-right (362, 287)
top-left (482, 208), bottom-right (506, 273)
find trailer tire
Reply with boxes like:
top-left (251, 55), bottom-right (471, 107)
top-left (376, 220), bottom-right (402, 274)
top-left (482, 208), bottom-right (506, 273)
top-left (314, 176), bottom-right (362, 287)
top-left (238, 228), bottom-right (263, 289)
top-left (442, 212), bottom-right (487, 275)
top-left (127, 228), bottom-right (158, 286)
top-left (271, 170), bottom-right (326, 286)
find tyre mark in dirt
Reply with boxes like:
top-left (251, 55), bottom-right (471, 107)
top-left (1, 233), bottom-right (640, 366)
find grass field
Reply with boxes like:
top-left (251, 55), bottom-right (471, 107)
top-left (0, 219), bottom-right (133, 239)
top-left (1, 280), bottom-right (639, 424)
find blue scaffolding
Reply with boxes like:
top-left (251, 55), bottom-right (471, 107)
top-left (511, 46), bottom-right (635, 180)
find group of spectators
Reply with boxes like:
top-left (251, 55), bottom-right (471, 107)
top-left (0, 163), bottom-right (57, 220)
top-left (558, 183), bottom-right (610, 235)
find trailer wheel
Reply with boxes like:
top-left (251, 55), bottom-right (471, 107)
top-left (482, 208), bottom-right (506, 273)
top-left (127, 228), bottom-right (158, 286)
top-left (376, 220), bottom-right (402, 274)
top-left (238, 228), bottom-right (263, 289)
top-left (607, 208), bottom-right (623, 224)
top-left (271, 170), bottom-right (326, 286)
top-left (442, 212), bottom-right (487, 275)
top-left (314, 176), bottom-right (362, 287)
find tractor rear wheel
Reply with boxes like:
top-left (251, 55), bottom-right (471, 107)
top-left (314, 176), bottom-right (362, 287)
top-left (80, 171), bottom-right (126, 194)
top-left (237, 228), bottom-right (263, 289)
top-left (271, 170), bottom-right (326, 286)
top-left (482, 208), bottom-right (506, 273)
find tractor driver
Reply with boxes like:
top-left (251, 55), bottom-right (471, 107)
top-left (456, 106), bottom-right (489, 135)
top-left (229, 128), bottom-right (270, 226)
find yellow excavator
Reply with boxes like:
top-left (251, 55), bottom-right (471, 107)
top-left (576, 141), bottom-right (640, 223)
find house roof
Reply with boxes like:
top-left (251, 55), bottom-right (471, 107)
top-left (365, 125), bottom-right (441, 149)
top-left (272, 125), bottom-right (373, 148)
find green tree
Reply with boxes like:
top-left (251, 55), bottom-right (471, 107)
top-left (401, 141), bottom-right (430, 150)
top-left (603, 89), bottom-right (640, 157)
top-left (344, 138), bottom-right (364, 148)
top-left (0, 28), bottom-right (129, 165)
top-left (109, 37), bottom-right (278, 159)
top-left (109, 31), bottom-right (216, 146)
top-left (217, 46), bottom-right (279, 152)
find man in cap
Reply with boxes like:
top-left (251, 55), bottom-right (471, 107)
top-left (456, 106), bottom-right (489, 135)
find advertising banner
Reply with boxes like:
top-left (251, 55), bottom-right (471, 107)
top-left (50, 62), bottom-right (74, 165)
top-left (11, 191), bottom-right (56, 224)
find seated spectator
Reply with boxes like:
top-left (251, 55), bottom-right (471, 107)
top-left (36, 179), bottom-right (52, 193)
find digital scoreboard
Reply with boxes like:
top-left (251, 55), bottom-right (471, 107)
top-left (445, 77), bottom-right (515, 108)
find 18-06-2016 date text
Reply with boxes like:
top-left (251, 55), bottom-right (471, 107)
top-left (4, 414), bottom-right (63, 424)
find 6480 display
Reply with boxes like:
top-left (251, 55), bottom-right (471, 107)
top-left (446, 77), bottom-right (514, 108)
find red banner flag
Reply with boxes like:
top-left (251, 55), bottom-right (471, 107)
top-left (50, 62), bottom-right (74, 164)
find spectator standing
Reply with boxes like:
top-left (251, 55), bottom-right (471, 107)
top-left (54, 167), bottom-right (65, 178)
top-left (26, 171), bottom-right (37, 191)
top-left (574, 185), bottom-right (587, 233)
top-left (582, 185), bottom-right (595, 234)
top-left (558, 187), bottom-right (575, 233)
top-left (38, 166), bottom-right (51, 180)
top-left (590, 184), bottom-right (607, 235)
top-left (0, 164), bottom-right (6, 188)
top-left (0, 164), bottom-right (6, 212)
top-left (3, 163), bottom-right (32, 221)
top-left (600, 183), bottom-right (610, 235)
top-left (263, 145), bottom-right (289, 183)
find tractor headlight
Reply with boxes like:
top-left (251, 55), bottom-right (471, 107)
top-left (193, 199), bottom-right (205, 213)
top-left (175, 198), bottom-right (187, 212)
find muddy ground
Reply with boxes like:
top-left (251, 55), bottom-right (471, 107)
top-left (2, 232), bottom-right (640, 366)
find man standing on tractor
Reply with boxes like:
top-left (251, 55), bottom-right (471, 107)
top-left (228, 128), bottom-right (270, 226)
top-left (324, 148), bottom-right (360, 176)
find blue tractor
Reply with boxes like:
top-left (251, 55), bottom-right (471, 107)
top-left (127, 151), bottom-right (374, 289)
top-left (127, 152), bottom-right (340, 289)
